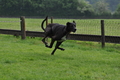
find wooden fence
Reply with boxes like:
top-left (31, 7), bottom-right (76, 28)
top-left (0, 16), bottom-right (120, 48)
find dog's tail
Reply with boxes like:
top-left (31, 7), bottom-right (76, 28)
top-left (41, 16), bottom-right (48, 31)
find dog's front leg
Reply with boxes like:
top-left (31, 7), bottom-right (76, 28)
top-left (47, 39), bottom-right (55, 48)
top-left (51, 41), bottom-right (62, 55)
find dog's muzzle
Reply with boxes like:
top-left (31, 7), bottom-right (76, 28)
top-left (73, 29), bottom-right (77, 32)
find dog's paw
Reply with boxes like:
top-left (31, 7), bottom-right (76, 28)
top-left (46, 45), bottom-right (52, 48)
top-left (58, 47), bottom-right (65, 51)
top-left (61, 48), bottom-right (65, 51)
top-left (45, 45), bottom-right (49, 47)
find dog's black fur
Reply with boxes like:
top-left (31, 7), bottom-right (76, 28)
top-left (41, 16), bottom-right (76, 55)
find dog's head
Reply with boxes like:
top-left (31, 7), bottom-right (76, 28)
top-left (66, 21), bottom-right (76, 32)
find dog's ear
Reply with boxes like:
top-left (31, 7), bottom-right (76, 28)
top-left (73, 21), bottom-right (76, 24)
top-left (66, 22), bottom-right (70, 26)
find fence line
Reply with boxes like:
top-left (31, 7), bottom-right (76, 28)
top-left (0, 29), bottom-right (120, 44)
top-left (0, 16), bottom-right (120, 48)
top-left (0, 21), bottom-right (20, 22)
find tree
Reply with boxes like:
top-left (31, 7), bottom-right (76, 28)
top-left (77, 0), bottom-right (94, 17)
top-left (0, 0), bottom-right (20, 16)
top-left (113, 4), bottom-right (120, 18)
top-left (0, 0), bottom-right (117, 18)
top-left (0, 0), bottom-right (43, 16)
top-left (86, 0), bottom-right (120, 12)
top-left (93, 1), bottom-right (111, 16)
top-left (106, 0), bottom-right (120, 11)
top-left (40, 0), bottom-right (79, 17)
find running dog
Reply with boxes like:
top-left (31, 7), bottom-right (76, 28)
top-left (41, 16), bottom-right (76, 55)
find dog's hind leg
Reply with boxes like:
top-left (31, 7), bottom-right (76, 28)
top-left (42, 36), bottom-right (49, 47)
top-left (51, 41), bottom-right (63, 55)
top-left (58, 47), bottom-right (65, 51)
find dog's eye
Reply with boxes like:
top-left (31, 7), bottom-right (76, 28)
top-left (73, 24), bottom-right (76, 27)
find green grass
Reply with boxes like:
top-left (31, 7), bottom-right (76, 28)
top-left (0, 18), bottom-right (120, 79)
top-left (0, 18), bottom-right (120, 36)
top-left (0, 34), bottom-right (120, 80)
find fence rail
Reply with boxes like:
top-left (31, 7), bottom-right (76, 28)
top-left (0, 29), bottom-right (120, 44)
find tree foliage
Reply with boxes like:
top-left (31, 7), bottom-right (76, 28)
top-left (113, 4), bottom-right (120, 17)
top-left (86, 0), bottom-right (120, 11)
top-left (77, 0), bottom-right (94, 17)
top-left (0, 0), bottom-right (79, 17)
top-left (93, 1), bottom-right (111, 16)
top-left (0, 0), bottom-right (119, 18)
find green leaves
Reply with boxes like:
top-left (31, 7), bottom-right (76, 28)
top-left (77, 0), bottom-right (93, 13)
top-left (0, 0), bottom-right (120, 18)
top-left (93, 1), bottom-right (111, 16)
top-left (114, 4), bottom-right (120, 14)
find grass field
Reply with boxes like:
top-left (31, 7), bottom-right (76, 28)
top-left (0, 34), bottom-right (120, 80)
top-left (0, 17), bottom-right (120, 79)
top-left (0, 17), bottom-right (120, 36)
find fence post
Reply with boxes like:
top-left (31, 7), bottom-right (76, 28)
top-left (20, 16), bottom-right (26, 40)
top-left (46, 16), bottom-right (48, 26)
top-left (101, 20), bottom-right (105, 48)
top-left (51, 17), bottom-right (53, 23)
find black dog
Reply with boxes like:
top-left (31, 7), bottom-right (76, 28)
top-left (41, 16), bottom-right (76, 55)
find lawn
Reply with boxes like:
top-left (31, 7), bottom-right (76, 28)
top-left (0, 34), bottom-right (120, 80)
top-left (0, 17), bottom-right (120, 79)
